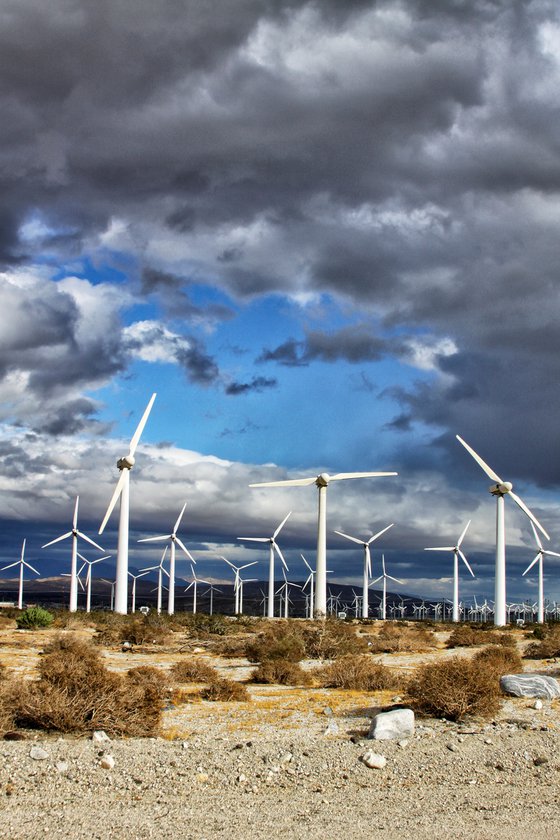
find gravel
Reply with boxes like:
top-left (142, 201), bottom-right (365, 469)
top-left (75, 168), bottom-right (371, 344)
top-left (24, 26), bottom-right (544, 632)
top-left (1, 707), bottom-right (559, 839)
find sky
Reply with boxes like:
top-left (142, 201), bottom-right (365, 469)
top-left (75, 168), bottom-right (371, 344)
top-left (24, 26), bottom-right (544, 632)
top-left (1, 0), bottom-right (560, 608)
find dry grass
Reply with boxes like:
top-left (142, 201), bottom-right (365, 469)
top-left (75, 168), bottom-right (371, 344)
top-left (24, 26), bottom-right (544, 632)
top-left (171, 658), bottom-right (219, 683)
top-left (126, 665), bottom-right (171, 699)
top-left (200, 677), bottom-right (250, 702)
top-left (524, 626), bottom-right (560, 659)
top-left (446, 626), bottom-right (516, 648)
top-left (406, 656), bottom-right (502, 721)
top-left (366, 623), bottom-right (436, 654)
top-left (246, 623), bottom-right (307, 663)
top-left (317, 654), bottom-right (399, 691)
top-left (472, 644), bottom-right (523, 674)
top-left (250, 659), bottom-right (312, 686)
top-left (301, 620), bottom-right (368, 659)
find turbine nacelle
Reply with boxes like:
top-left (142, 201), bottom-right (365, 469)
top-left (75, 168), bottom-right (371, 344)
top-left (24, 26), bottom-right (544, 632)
top-left (118, 455), bottom-right (136, 470)
top-left (316, 473), bottom-right (330, 487)
top-left (490, 481), bottom-right (512, 496)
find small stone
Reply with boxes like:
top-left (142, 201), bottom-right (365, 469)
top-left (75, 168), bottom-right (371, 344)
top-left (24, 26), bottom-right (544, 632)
top-left (99, 754), bottom-right (115, 770)
top-left (324, 720), bottom-right (339, 736)
top-left (182, 741), bottom-right (189, 750)
top-left (534, 699), bottom-right (543, 711)
top-left (280, 752), bottom-right (293, 765)
top-left (446, 743), bottom-right (458, 752)
top-left (30, 746), bottom-right (49, 761)
top-left (397, 739), bottom-right (409, 748)
top-left (237, 773), bottom-right (247, 783)
top-left (196, 772), bottom-right (209, 783)
top-left (484, 739), bottom-right (493, 745)
top-left (92, 730), bottom-right (111, 744)
top-left (533, 756), bottom-right (548, 766)
top-left (55, 761), bottom-right (69, 773)
top-left (361, 750), bottom-right (387, 770)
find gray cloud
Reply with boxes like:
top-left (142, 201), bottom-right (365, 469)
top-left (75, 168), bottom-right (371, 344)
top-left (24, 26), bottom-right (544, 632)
top-left (225, 376), bottom-right (278, 395)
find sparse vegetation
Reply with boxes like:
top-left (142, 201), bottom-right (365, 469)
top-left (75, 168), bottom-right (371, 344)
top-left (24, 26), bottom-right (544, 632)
top-left (406, 656), bottom-right (503, 721)
top-left (366, 622), bottom-right (436, 653)
top-left (446, 626), bottom-right (515, 648)
top-left (524, 626), bottom-right (560, 658)
top-left (250, 658), bottom-right (312, 685)
top-left (200, 677), bottom-right (250, 702)
top-left (301, 619), bottom-right (368, 659)
top-left (16, 606), bottom-right (54, 630)
top-left (472, 644), bottom-right (523, 674)
top-left (171, 658), bottom-right (219, 683)
top-left (126, 665), bottom-right (171, 699)
top-left (245, 623), bottom-right (306, 663)
top-left (317, 654), bottom-right (399, 691)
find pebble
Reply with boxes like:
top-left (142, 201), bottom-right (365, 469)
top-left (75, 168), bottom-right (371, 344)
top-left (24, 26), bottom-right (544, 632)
top-left (99, 754), bottom-right (115, 770)
top-left (534, 700), bottom-right (543, 711)
top-left (92, 731), bottom-right (111, 744)
top-left (30, 746), bottom-right (49, 761)
top-left (361, 751), bottom-right (387, 770)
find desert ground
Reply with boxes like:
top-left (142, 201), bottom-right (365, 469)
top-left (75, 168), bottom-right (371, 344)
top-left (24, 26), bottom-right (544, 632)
top-left (0, 617), bottom-right (558, 840)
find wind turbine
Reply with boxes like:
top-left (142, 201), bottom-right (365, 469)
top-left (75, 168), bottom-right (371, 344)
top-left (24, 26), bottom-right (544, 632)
top-left (250, 469), bottom-right (397, 618)
top-left (276, 568), bottom-right (302, 618)
top-left (237, 511), bottom-right (291, 619)
top-left (184, 564), bottom-right (210, 614)
top-left (456, 434), bottom-right (549, 626)
top-left (221, 557), bottom-right (257, 614)
top-left (140, 547), bottom-right (169, 615)
top-left (128, 569), bottom-right (149, 614)
top-left (203, 583), bottom-right (222, 616)
top-left (370, 554), bottom-right (403, 620)
top-left (100, 578), bottom-right (116, 611)
top-left (522, 521), bottom-right (560, 624)
top-left (1, 540), bottom-right (40, 610)
top-left (137, 502), bottom-right (194, 616)
top-left (334, 523), bottom-right (394, 619)
top-left (425, 520), bottom-right (474, 623)
top-left (77, 552), bottom-right (111, 613)
top-left (99, 393), bottom-right (156, 614)
top-left (43, 496), bottom-right (105, 613)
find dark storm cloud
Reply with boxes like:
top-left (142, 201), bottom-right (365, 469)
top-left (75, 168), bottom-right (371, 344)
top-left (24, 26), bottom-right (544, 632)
top-left (259, 327), bottom-right (396, 365)
top-left (225, 376), bottom-right (277, 395)
top-left (141, 268), bottom-right (234, 324)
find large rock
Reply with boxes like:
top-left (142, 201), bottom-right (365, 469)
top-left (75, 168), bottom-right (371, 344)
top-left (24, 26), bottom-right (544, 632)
top-left (368, 708), bottom-right (415, 740)
top-left (500, 674), bottom-right (560, 700)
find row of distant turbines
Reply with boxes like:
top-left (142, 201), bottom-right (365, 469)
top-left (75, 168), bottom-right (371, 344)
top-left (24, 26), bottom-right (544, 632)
top-left (2, 394), bottom-right (557, 626)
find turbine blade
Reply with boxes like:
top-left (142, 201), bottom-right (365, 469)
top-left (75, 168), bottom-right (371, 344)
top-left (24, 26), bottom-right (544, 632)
top-left (508, 491), bottom-right (550, 540)
top-left (172, 502), bottom-right (187, 536)
top-left (0, 561), bottom-right (19, 571)
top-left (457, 519), bottom-right (471, 548)
top-left (458, 549), bottom-right (475, 577)
top-left (522, 555), bottom-right (540, 576)
top-left (543, 550), bottom-right (560, 558)
top-left (240, 561), bottom-right (258, 570)
top-left (175, 537), bottom-right (195, 562)
top-left (424, 546), bottom-right (454, 552)
top-left (42, 531), bottom-right (73, 548)
top-left (368, 523), bottom-right (394, 544)
top-left (22, 561), bottom-right (40, 576)
top-left (237, 537), bottom-right (269, 543)
top-left (334, 530), bottom-right (364, 545)
top-left (273, 510), bottom-right (292, 539)
top-left (300, 553), bottom-right (312, 572)
top-left (330, 471), bottom-right (398, 481)
top-left (530, 520), bottom-right (544, 551)
top-left (137, 534), bottom-right (172, 543)
top-left (72, 496), bottom-right (79, 530)
top-left (369, 576), bottom-right (383, 585)
top-left (128, 392), bottom-right (156, 457)
top-left (455, 435), bottom-right (503, 483)
top-left (76, 531), bottom-right (105, 552)
top-left (273, 542), bottom-right (289, 571)
top-left (250, 477), bottom-right (316, 487)
top-left (386, 575), bottom-right (404, 584)
top-left (99, 470), bottom-right (126, 535)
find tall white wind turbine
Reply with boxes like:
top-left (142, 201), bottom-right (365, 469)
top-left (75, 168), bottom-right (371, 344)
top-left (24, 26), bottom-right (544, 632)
top-left (128, 569), bottom-right (149, 614)
top-left (370, 554), bottom-right (403, 620)
top-left (334, 523), bottom-right (394, 619)
top-left (250, 470), bottom-right (397, 618)
top-left (184, 564), bottom-right (210, 614)
top-left (237, 511), bottom-right (291, 619)
top-left (43, 496), bottom-right (105, 612)
top-left (456, 435), bottom-right (549, 627)
top-left (140, 547), bottom-right (169, 615)
top-left (77, 552), bottom-right (111, 613)
top-left (522, 521), bottom-right (560, 624)
top-left (137, 502), bottom-right (194, 616)
top-left (425, 520), bottom-right (474, 623)
top-left (221, 557), bottom-right (257, 614)
top-left (1, 540), bottom-right (40, 610)
top-left (99, 393), bottom-right (156, 614)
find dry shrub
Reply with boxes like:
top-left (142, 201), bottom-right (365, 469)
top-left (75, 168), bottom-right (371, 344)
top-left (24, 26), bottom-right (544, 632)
top-left (406, 657), bottom-right (502, 721)
top-left (250, 659), bottom-right (312, 686)
top-left (301, 619), bottom-right (368, 660)
top-left (171, 658), bottom-right (219, 683)
top-left (245, 623), bottom-right (306, 663)
top-left (446, 626), bottom-right (516, 649)
top-left (0, 614), bottom-right (16, 629)
top-left (212, 635), bottom-right (251, 658)
top-left (0, 679), bottom-right (19, 733)
top-left (14, 635), bottom-right (162, 736)
top-left (367, 623), bottom-right (435, 654)
top-left (95, 615), bottom-right (170, 647)
top-left (317, 654), bottom-right (398, 691)
top-left (127, 666), bottom-right (171, 699)
top-left (200, 677), bottom-right (250, 702)
top-left (472, 645), bottom-right (523, 674)
top-left (524, 626), bottom-right (560, 658)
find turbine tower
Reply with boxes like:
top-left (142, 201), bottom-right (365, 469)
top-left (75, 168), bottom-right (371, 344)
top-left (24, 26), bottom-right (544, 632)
top-left (237, 511), bottom-right (291, 619)
top-left (137, 502), bottom-right (194, 615)
top-left (99, 393), bottom-right (156, 614)
top-left (77, 552), bottom-right (111, 613)
top-left (456, 435), bottom-right (549, 627)
top-left (522, 521), bottom-right (560, 624)
top-left (370, 555), bottom-right (403, 620)
top-left (184, 564), bottom-right (210, 614)
top-left (140, 546), bottom-right (169, 615)
top-left (43, 496), bottom-right (105, 613)
top-left (425, 520), bottom-right (474, 623)
top-left (0, 540), bottom-right (40, 610)
top-left (334, 523), bottom-right (394, 618)
top-left (221, 557), bottom-right (257, 614)
top-left (250, 469), bottom-right (397, 618)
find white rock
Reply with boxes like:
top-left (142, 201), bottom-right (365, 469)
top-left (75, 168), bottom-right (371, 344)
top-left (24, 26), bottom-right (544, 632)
top-left (324, 720), bottom-right (339, 736)
top-left (369, 708), bottom-right (415, 741)
top-left (534, 699), bottom-right (543, 710)
top-left (55, 761), bottom-right (69, 773)
top-left (99, 754), bottom-right (115, 770)
top-left (361, 750), bottom-right (387, 770)
top-left (500, 674), bottom-right (560, 699)
top-left (30, 746), bottom-right (49, 761)
top-left (92, 730), bottom-right (111, 744)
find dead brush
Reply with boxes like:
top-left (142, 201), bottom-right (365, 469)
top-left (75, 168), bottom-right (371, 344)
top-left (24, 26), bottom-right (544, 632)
top-left (301, 619), bottom-right (368, 660)
top-left (211, 635), bottom-right (251, 658)
top-left (250, 659), bottom-right (312, 686)
top-left (367, 623), bottom-right (436, 654)
top-left (472, 645), bottom-right (523, 674)
top-left (446, 626), bottom-right (516, 649)
top-left (406, 656), bottom-right (502, 721)
top-left (171, 658), bottom-right (219, 683)
top-left (94, 615), bottom-right (170, 647)
top-left (200, 677), bottom-right (250, 702)
top-left (126, 665), bottom-right (171, 700)
top-left (245, 623), bottom-right (306, 663)
top-left (317, 654), bottom-right (399, 691)
top-left (524, 628), bottom-right (560, 659)
top-left (13, 634), bottom-right (163, 736)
